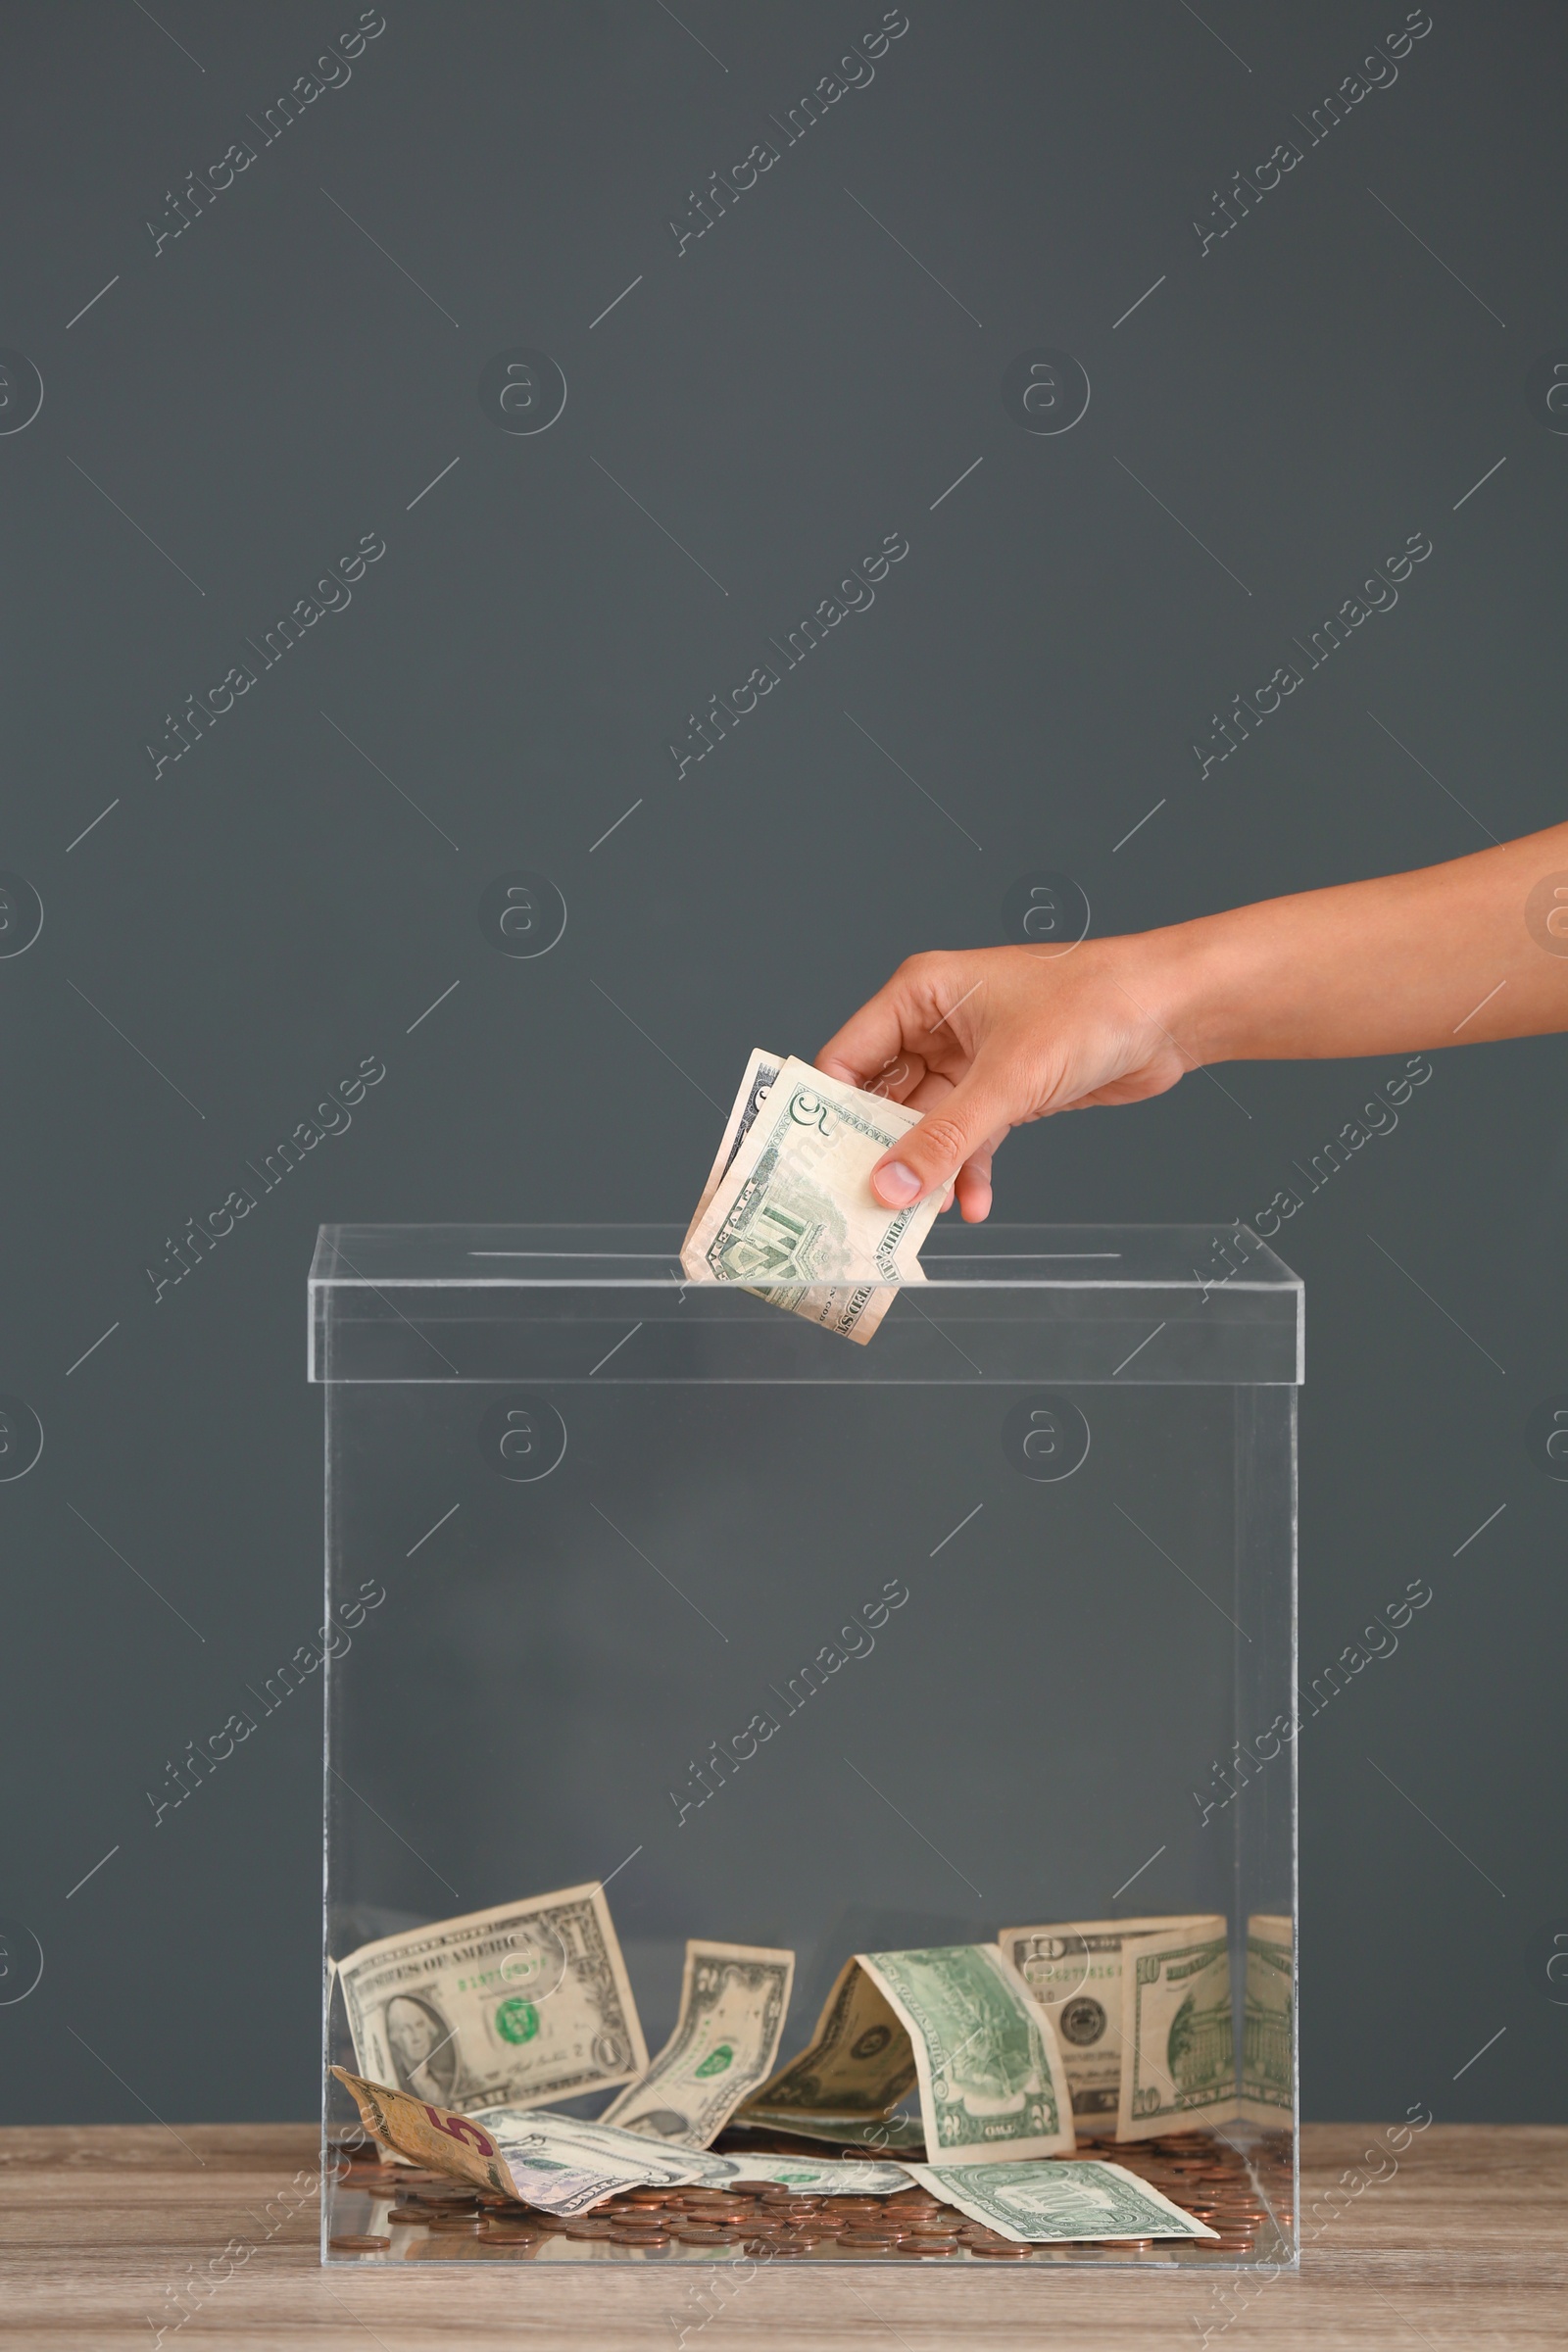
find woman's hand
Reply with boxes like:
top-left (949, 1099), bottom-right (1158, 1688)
top-left (815, 938), bottom-right (1196, 1222)
top-left (816, 822), bottom-right (1568, 1222)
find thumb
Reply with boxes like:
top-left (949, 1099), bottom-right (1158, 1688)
top-left (870, 1067), bottom-right (1017, 1206)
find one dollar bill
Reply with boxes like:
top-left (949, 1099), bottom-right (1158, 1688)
top-left (601, 1937), bottom-right (794, 2147)
top-left (682, 1055), bottom-right (941, 1343)
top-left (743, 1944), bottom-right (1074, 2165)
top-left (906, 2158), bottom-right (1220, 2243)
top-left (334, 1884), bottom-right (648, 2115)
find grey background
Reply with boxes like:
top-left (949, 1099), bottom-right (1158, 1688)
top-left (1, 0), bottom-right (1563, 2125)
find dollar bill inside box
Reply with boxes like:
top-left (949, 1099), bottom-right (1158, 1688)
top-left (312, 1221), bottom-right (1300, 2270)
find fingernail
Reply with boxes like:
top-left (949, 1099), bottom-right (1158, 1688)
top-left (874, 1161), bottom-right (922, 1205)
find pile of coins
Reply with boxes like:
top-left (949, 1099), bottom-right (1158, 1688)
top-left (495, 2179), bottom-right (997, 2256)
top-left (327, 2131), bottom-right (1295, 2263)
top-left (1109, 2129), bottom-right (1293, 2255)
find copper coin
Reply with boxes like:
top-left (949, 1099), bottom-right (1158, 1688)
top-left (673, 2225), bottom-right (729, 2242)
top-left (622, 2186), bottom-right (673, 2205)
top-left (386, 2205), bottom-right (428, 2224)
top-left (426, 2214), bottom-right (480, 2232)
top-left (894, 2238), bottom-right (958, 2256)
top-left (611, 2231), bottom-right (670, 2250)
top-left (968, 2242), bottom-right (1033, 2259)
top-left (329, 2233), bottom-right (391, 2252)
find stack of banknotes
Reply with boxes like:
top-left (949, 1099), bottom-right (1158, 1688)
top-left (680, 1050), bottom-right (944, 1343)
top-left (330, 1884), bottom-right (1292, 2243)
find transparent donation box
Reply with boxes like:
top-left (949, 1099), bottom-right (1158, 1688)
top-left (314, 1224), bottom-right (1300, 2275)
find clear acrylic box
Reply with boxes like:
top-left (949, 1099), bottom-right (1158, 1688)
top-left (313, 1223), bottom-right (1300, 2273)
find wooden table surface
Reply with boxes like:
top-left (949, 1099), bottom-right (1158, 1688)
top-left (1, 2123), bottom-right (1561, 2349)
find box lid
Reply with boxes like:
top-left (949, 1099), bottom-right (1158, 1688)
top-left (310, 1223), bottom-right (1302, 1386)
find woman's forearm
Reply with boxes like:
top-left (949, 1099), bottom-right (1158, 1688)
top-left (819, 820), bottom-right (1568, 1218)
top-left (1164, 822), bottom-right (1568, 1065)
